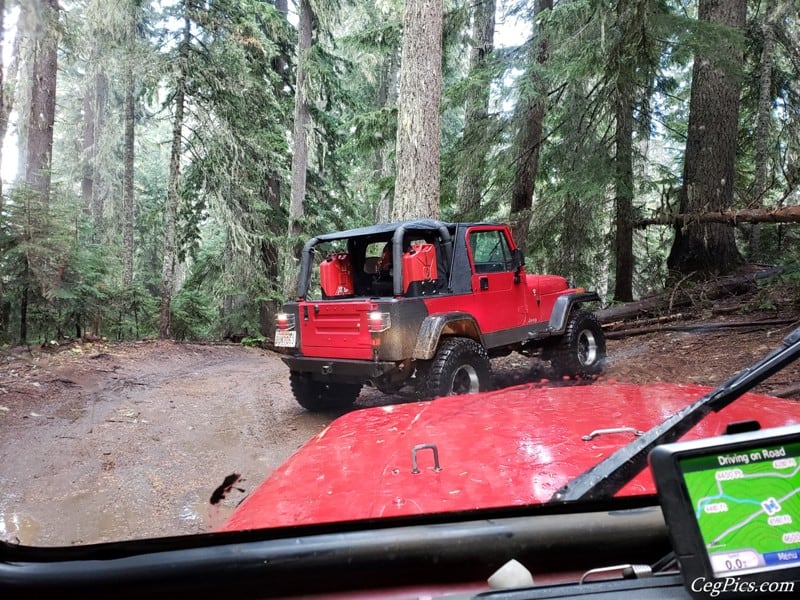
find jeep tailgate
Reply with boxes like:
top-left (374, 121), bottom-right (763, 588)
top-left (297, 300), bottom-right (374, 360)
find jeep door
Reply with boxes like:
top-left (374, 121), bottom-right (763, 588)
top-left (465, 226), bottom-right (533, 338)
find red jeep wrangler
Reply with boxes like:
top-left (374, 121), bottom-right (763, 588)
top-left (274, 220), bottom-right (605, 410)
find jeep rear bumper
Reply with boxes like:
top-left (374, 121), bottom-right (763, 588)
top-left (281, 356), bottom-right (398, 382)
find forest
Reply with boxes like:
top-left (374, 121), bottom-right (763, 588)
top-left (0, 0), bottom-right (798, 345)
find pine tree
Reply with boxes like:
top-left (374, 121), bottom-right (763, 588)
top-left (160, 1), bottom-right (190, 338)
top-left (667, 0), bottom-right (747, 276)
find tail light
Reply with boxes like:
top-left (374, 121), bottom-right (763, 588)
top-left (275, 312), bottom-right (296, 331)
top-left (367, 311), bottom-right (391, 333)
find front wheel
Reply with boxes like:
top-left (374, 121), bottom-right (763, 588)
top-left (550, 311), bottom-right (606, 379)
top-left (422, 337), bottom-right (492, 399)
top-left (289, 371), bottom-right (361, 411)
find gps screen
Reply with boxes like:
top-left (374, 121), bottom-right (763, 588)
top-left (679, 440), bottom-right (800, 577)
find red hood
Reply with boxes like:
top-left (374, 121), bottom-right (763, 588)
top-left (222, 381), bottom-right (800, 532)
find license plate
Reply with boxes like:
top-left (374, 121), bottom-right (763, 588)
top-left (274, 330), bottom-right (296, 347)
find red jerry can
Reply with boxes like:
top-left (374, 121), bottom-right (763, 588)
top-left (402, 244), bottom-right (438, 293)
top-left (319, 253), bottom-right (353, 297)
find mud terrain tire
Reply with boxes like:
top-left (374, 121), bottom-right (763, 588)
top-left (289, 371), bottom-right (361, 411)
top-left (551, 311), bottom-right (606, 379)
top-left (424, 337), bottom-right (492, 398)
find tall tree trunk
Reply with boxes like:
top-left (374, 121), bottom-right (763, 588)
top-left (122, 69), bottom-right (135, 286)
top-left (260, 177), bottom-right (282, 335)
top-left (24, 0), bottom-right (58, 199)
top-left (19, 0), bottom-right (59, 343)
top-left (160, 7), bottom-right (190, 338)
top-left (392, 0), bottom-right (442, 221)
top-left (612, 0), bottom-right (641, 303)
top-left (287, 0), bottom-right (312, 242)
top-left (81, 77), bottom-right (96, 218)
top-left (509, 0), bottom-right (552, 254)
top-left (456, 0), bottom-right (495, 218)
top-left (81, 68), bottom-right (108, 235)
top-left (284, 0), bottom-right (313, 296)
top-left (374, 47), bottom-right (399, 223)
top-left (667, 0), bottom-right (746, 276)
top-left (748, 0), bottom-right (777, 261)
top-left (260, 0), bottom-right (289, 335)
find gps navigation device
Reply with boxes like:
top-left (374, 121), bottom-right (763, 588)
top-left (650, 424), bottom-right (800, 598)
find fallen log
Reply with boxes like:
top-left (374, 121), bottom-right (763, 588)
top-left (594, 266), bottom-right (782, 323)
top-left (604, 318), bottom-right (798, 340)
top-left (604, 313), bottom-right (688, 331)
top-left (636, 205), bottom-right (800, 228)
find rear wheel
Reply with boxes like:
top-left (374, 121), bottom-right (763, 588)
top-left (551, 311), bottom-right (606, 379)
top-left (289, 371), bottom-right (361, 411)
top-left (423, 337), bottom-right (492, 399)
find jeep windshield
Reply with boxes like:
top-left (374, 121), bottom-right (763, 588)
top-left (4, 0), bottom-right (800, 597)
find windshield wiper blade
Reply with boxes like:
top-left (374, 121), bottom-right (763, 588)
top-left (549, 324), bottom-right (800, 504)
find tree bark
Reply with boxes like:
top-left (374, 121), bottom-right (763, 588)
top-left (509, 0), bottom-right (552, 254)
top-left (666, 0), bottom-right (746, 276)
top-left (392, 0), bottom-right (442, 221)
top-left (159, 6), bottom-right (190, 338)
top-left (456, 0), bottom-right (495, 218)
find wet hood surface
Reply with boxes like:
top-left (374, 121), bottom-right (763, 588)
top-left (222, 381), bottom-right (800, 531)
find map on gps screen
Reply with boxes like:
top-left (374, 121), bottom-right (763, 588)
top-left (680, 441), bottom-right (800, 576)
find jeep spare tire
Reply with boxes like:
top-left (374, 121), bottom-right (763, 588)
top-left (424, 337), bottom-right (492, 398)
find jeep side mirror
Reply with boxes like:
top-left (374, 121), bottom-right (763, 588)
top-left (512, 248), bottom-right (524, 283)
top-left (512, 248), bottom-right (525, 269)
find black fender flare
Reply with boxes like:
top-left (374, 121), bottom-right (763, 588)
top-left (413, 312), bottom-right (483, 360)
top-left (548, 292), bottom-right (602, 334)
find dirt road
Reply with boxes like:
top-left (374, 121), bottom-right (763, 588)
top-left (2, 316), bottom-right (800, 546)
top-left (0, 341), bottom-right (333, 546)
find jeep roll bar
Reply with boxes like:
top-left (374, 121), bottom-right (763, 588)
top-left (390, 222), bottom-right (453, 296)
top-left (295, 220), bottom-right (454, 299)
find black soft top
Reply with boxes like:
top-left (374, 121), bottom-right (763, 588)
top-left (312, 219), bottom-right (455, 242)
top-left (298, 220), bottom-right (491, 298)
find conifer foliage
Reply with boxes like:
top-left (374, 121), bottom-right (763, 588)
top-left (0, 0), bottom-right (798, 344)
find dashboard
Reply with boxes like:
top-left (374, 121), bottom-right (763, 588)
top-left (1, 500), bottom-right (672, 598)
